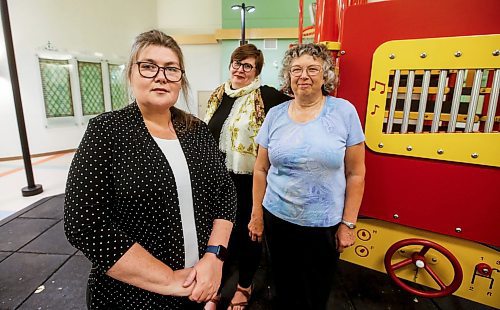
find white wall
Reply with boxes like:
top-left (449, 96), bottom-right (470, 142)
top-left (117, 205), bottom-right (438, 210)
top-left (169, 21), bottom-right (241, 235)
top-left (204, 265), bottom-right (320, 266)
top-left (0, 0), bottom-right (223, 158)
top-left (157, 0), bottom-right (223, 116)
top-left (0, 23), bottom-right (18, 158)
top-left (0, 0), bottom-right (157, 158)
top-left (179, 44), bottom-right (222, 116)
top-left (157, 0), bottom-right (221, 34)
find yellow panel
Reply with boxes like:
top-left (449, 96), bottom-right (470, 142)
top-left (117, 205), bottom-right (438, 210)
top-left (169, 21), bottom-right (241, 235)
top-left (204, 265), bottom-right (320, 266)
top-left (383, 111), bottom-right (480, 123)
top-left (340, 219), bottom-right (500, 308)
top-left (319, 41), bottom-right (341, 51)
top-left (172, 34), bottom-right (218, 45)
top-left (365, 34), bottom-right (500, 167)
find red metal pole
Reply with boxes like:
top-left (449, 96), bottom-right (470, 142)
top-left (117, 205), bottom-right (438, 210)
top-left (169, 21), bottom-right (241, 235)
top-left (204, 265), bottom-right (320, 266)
top-left (298, 0), bottom-right (304, 43)
top-left (314, 0), bottom-right (341, 43)
top-left (314, 0), bottom-right (368, 43)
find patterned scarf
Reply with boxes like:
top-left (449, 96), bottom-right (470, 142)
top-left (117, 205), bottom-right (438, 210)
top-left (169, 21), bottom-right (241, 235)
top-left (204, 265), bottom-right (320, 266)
top-left (204, 76), bottom-right (264, 174)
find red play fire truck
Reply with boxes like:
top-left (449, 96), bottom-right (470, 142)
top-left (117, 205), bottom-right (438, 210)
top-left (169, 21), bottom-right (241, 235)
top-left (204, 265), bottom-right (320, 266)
top-left (298, 0), bottom-right (499, 307)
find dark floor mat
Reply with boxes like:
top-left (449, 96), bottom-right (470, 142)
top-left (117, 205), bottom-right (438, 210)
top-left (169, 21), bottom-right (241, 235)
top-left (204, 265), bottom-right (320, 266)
top-left (0, 252), bottom-right (69, 309)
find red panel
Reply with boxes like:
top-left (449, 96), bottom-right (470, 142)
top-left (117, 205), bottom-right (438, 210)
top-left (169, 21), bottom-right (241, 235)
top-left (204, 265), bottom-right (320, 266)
top-left (337, 0), bottom-right (500, 246)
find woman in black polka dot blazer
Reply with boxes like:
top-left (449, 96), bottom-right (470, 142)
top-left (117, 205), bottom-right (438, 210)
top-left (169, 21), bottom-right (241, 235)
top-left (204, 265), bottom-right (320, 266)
top-left (64, 30), bottom-right (237, 309)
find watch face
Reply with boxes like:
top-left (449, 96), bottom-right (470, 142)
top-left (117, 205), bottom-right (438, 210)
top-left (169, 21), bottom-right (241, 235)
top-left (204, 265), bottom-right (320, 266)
top-left (217, 245), bottom-right (228, 261)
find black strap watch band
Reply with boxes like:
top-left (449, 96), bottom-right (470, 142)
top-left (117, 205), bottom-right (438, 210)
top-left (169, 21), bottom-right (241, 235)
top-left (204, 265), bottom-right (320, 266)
top-left (206, 245), bottom-right (228, 261)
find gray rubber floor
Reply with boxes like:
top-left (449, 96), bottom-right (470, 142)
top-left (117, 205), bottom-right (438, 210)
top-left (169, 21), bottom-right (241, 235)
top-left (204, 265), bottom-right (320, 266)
top-left (0, 194), bottom-right (495, 309)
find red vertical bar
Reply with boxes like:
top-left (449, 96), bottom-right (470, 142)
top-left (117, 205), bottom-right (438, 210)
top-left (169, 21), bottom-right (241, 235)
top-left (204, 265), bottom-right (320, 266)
top-left (299, 0), bottom-right (304, 43)
top-left (314, 0), bottom-right (368, 44)
top-left (314, 0), bottom-right (340, 43)
top-left (314, 0), bottom-right (325, 42)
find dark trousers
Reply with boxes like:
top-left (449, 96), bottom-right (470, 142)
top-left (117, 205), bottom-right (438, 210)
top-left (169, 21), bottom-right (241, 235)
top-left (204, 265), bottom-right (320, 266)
top-left (264, 209), bottom-right (340, 310)
top-left (222, 173), bottom-right (262, 288)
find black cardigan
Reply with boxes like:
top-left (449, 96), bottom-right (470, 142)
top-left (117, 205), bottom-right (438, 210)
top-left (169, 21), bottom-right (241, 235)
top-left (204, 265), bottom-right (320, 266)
top-left (64, 103), bottom-right (236, 309)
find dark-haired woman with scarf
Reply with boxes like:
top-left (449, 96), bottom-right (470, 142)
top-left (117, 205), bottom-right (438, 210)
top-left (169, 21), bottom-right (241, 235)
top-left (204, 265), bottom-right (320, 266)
top-left (204, 44), bottom-right (290, 310)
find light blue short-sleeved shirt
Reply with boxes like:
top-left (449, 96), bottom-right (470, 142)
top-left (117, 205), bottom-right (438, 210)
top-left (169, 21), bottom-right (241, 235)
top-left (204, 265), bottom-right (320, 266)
top-left (256, 96), bottom-right (365, 227)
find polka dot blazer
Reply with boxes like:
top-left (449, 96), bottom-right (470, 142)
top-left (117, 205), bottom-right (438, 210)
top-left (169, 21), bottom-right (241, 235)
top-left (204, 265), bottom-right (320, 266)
top-left (64, 102), bottom-right (237, 309)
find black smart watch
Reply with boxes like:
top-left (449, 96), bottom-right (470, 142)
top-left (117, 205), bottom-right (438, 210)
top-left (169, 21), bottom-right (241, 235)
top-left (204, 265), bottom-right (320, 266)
top-left (206, 245), bottom-right (228, 261)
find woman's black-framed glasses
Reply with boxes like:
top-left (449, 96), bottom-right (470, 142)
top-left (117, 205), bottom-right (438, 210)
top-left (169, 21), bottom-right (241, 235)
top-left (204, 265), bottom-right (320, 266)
top-left (136, 62), bottom-right (184, 82)
top-left (290, 65), bottom-right (322, 77)
top-left (231, 60), bottom-right (254, 72)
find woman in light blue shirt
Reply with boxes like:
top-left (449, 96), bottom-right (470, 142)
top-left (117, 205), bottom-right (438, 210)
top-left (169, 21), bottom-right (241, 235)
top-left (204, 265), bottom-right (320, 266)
top-left (249, 43), bottom-right (365, 309)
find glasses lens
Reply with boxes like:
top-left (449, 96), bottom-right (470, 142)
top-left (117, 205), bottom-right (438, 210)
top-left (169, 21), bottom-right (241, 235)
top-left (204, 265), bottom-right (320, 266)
top-left (138, 62), bottom-right (159, 78)
top-left (164, 67), bottom-right (183, 82)
top-left (307, 65), bottom-right (321, 76)
top-left (290, 66), bottom-right (303, 77)
top-left (242, 63), bottom-right (253, 72)
top-left (232, 61), bottom-right (241, 70)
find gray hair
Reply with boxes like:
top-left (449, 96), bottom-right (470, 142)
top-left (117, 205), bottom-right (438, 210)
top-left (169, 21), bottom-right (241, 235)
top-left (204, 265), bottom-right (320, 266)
top-left (279, 43), bottom-right (337, 96)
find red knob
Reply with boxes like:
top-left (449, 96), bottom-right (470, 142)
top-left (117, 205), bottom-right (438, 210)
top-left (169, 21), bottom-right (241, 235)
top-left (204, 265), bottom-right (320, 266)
top-left (476, 263), bottom-right (492, 276)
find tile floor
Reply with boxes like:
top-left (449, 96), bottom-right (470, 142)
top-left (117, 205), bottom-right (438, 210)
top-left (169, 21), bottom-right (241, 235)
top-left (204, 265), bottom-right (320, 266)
top-left (0, 152), bottom-right (74, 221)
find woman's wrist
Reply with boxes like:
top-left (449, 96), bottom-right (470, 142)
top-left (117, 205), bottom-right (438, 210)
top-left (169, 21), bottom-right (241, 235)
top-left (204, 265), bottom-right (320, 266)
top-left (252, 203), bottom-right (263, 211)
top-left (251, 207), bottom-right (263, 217)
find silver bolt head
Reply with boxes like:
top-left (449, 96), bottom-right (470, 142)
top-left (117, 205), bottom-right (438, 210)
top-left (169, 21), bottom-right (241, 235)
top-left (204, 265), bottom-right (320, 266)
top-left (420, 53), bottom-right (427, 58)
top-left (454, 51), bottom-right (462, 57)
top-left (437, 149), bottom-right (444, 155)
top-left (455, 227), bottom-right (462, 233)
top-left (482, 268), bottom-right (489, 273)
top-left (493, 50), bottom-right (500, 56)
top-left (471, 153), bottom-right (479, 159)
top-left (415, 260), bottom-right (425, 268)
top-left (378, 142), bottom-right (384, 148)
top-left (340, 50), bottom-right (346, 55)
top-left (389, 54), bottom-right (395, 59)
top-left (393, 214), bottom-right (399, 219)
top-left (407, 146), bottom-right (413, 151)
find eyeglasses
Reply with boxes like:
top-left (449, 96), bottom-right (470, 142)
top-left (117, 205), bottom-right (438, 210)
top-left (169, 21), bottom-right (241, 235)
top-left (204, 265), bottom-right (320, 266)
top-left (136, 62), bottom-right (184, 82)
top-left (231, 60), bottom-right (254, 72)
top-left (290, 65), bottom-right (322, 77)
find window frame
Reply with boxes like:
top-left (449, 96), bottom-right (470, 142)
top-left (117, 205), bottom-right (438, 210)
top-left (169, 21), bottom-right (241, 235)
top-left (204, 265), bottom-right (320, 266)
top-left (37, 52), bottom-right (127, 128)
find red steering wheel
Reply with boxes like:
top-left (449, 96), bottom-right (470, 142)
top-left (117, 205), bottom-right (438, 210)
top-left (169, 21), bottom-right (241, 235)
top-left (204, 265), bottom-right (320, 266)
top-left (384, 238), bottom-right (463, 298)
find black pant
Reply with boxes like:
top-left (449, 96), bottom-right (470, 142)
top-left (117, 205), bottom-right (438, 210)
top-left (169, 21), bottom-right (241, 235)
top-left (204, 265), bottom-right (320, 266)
top-left (264, 209), bottom-right (340, 310)
top-left (221, 173), bottom-right (262, 289)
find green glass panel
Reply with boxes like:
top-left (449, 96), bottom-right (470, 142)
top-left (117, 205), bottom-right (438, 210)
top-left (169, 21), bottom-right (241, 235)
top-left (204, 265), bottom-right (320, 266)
top-left (78, 61), bottom-right (105, 115)
top-left (109, 64), bottom-right (129, 110)
top-left (222, 0), bottom-right (315, 29)
top-left (39, 59), bottom-right (74, 118)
